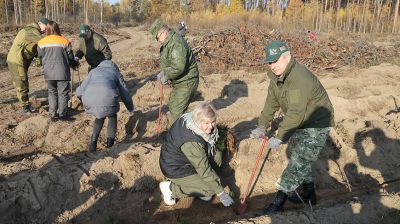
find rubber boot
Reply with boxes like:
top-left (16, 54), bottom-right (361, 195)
top-left (256, 190), bottom-right (288, 216)
top-left (88, 135), bottom-right (99, 152)
top-left (106, 137), bottom-right (115, 148)
top-left (288, 182), bottom-right (317, 205)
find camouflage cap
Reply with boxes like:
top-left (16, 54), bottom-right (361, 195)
top-left (265, 40), bottom-right (289, 63)
top-left (149, 19), bottom-right (166, 39)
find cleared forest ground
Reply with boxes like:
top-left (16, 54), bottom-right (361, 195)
top-left (0, 24), bottom-right (400, 224)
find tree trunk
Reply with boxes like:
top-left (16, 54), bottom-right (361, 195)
top-left (85, 0), bottom-right (89, 24)
top-left (18, 0), bottom-right (22, 24)
top-left (13, 0), bottom-right (18, 25)
top-left (73, 0), bottom-right (76, 23)
top-left (5, 0), bottom-right (9, 24)
top-left (393, 0), bottom-right (400, 33)
top-left (100, 0), bottom-right (103, 24)
top-left (335, 0), bottom-right (340, 30)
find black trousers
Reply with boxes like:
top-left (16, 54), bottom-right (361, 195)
top-left (92, 115), bottom-right (117, 139)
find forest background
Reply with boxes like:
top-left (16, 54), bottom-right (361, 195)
top-left (0, 0), bottom-right (399, 34)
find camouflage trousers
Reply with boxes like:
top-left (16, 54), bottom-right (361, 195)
top-left (168, 79), bottom-right (198, 124)
top-left (8, 62), bottom-right (29, 107)
top-left (276, 127), bottom-right (331, 193)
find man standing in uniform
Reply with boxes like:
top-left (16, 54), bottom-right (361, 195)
top-left (75, 24), bottom-right (112, 72)
top-left (149, 19), bottom-right (199, 124)
top-left (7, 18), bottom-right (48, 114)
top-left (251, 40), bottom-right (335, 215)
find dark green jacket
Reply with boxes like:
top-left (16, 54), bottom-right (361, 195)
top-left (7, 23), bottom-right (41, 67)
top-left (76, 31), bottom-right (112, 68)
top-left (160, 30), bottom-right (199, 85)
top-left (258, 58), bottom-right (334, 142)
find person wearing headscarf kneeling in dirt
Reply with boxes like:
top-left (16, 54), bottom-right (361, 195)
top-left (250, 40), bottom-right (335, 215)
top-left (159, 102), bottom-right (234, 207)
top-left (37, 21), bottom-right (79, 120)
top-left (149, 18), bottom-right (199, 124)
top-left (76, 60), bottom-right (134, 152)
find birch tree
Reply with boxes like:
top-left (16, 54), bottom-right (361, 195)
top-left (394, 0), bottom-right (400, 33)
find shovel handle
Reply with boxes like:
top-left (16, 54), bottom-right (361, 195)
top-left (241, 136), bottom-right (269, 203)
top-left (156, 83), bottom-right (163, 134)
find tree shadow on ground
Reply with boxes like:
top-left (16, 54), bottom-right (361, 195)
top-left (211, 79), bottom-right (248, 111)
top-left (0, 120), bottom-right (140, 224)
top-left (353, 127), bottom-right (400, 189)
top-left (71, 175), bottom-right (161, 224)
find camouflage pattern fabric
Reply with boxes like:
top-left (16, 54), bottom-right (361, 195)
top-left (276, 127), bottom-right (331, 193)
top-left (8, 63), bottom-right (29, 106)
top-left (168, 79), bottom-right (198, 124)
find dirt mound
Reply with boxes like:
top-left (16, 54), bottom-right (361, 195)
top-left (15, 115), bottom-right (49, 146)
top-left (192, 24), bottom-right (399, 74)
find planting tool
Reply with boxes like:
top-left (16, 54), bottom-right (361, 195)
top-left (236, 136), bottom-right (270, 215)
top-left (157, 83), bottom-right (163, 135)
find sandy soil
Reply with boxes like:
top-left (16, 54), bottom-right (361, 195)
top-left (0, 26), bottom-right (399, 224)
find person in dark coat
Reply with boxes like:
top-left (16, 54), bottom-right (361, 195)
top-left (37, 20), bottom-right (78, 120)
top-left (76, 60), bottom-right (134, 152)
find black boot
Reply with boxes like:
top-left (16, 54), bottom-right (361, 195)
top-left (256, 190), bottom-right (288, 216)
top-left (288, 182), bottom-right (317, 205)
top-left (106, 137), bottom-right (115, 148)
top-left (88, 135), bottom-right (99, 152)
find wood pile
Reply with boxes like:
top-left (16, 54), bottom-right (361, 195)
top-left (192, 24), bottom-right (398, 74)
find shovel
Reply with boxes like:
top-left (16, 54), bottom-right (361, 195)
top-left (236, 136), bottom-right (270, 215)
top-left (156, 83), bottom-right (163, 135)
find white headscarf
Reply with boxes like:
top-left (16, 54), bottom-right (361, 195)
top-left (181, 112), bottom-right (219, 156)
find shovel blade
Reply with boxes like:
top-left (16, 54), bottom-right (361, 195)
top-left (236, 201), bottom-right (247, 215)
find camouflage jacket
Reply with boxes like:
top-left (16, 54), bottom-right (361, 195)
top-left (76, 31), bottom-right (112, 68)
top-left (160, 30), bottom-right (199, 85)
top-left (7, 23), bottom-right (42, 67)
top-left (258, 58), bottom-right (335, 142)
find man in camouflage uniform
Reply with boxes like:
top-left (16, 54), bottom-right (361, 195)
top-left (250, 40), bottom-right (335, 215)
top-left (7, 18), bottom-right (48, 114)
top-left (75, 24), bottom-right (112, 72)
top-left (149, 19), bottom-right (199, 124)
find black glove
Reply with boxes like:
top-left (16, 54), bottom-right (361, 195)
top-left (75, 50), bottom-right (84, 60)
top-left (70, 59), bottom-right (80, 70)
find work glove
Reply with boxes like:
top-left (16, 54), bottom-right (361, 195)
top-left (268, 137), bottom-right (282, 149)
top-left (177, 21), bottom-right (187, 37)
top-left (70, 59), bottom-right (80, 71)
top-left (74, 51), bottom-right (84, 60)
top-left (157, 71), bottom-right (169, 85)
top-left (250, 127), bottom-right (266, 140)
top-left (217, 191), bottom-right (234, 207)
